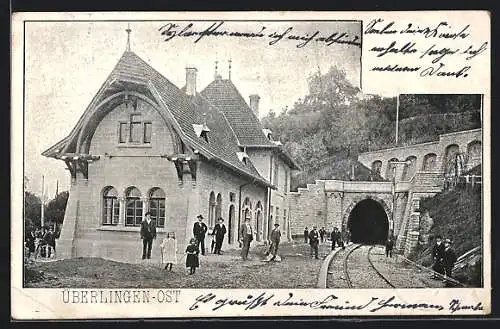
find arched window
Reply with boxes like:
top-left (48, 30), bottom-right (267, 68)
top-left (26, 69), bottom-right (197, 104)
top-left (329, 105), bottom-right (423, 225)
top-left (467, 140), bottom-right (481, 168)
top-left (386, 158), bottom-right (399, 180)
top-left (208, 192), bottom-right (216, 227)
top-left (215, 193), bottom-right (222, 221)
top-left (125, 187), bottom-right (143, 226)
top-left (255, 201), bottom-right (263, 242)
top-left (242, 197), bottom-right (252, 223)
top-left (443, 144), bottom-right (460, 175)
top-left (402, 156), bottom-right (417, 181)
top-left (103, 186), bottom-right (119, 225)
top-left (149, 188), bottom-right (166, 228)
top-left (371, 160), bottom-right (382, 177)
top-left (422, 153), bottom-right (437, 170)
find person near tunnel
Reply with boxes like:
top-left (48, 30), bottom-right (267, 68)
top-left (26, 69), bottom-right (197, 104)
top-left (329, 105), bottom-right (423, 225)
top-left (308, 226), bottom-right (320, 259)
top-left (385, 234), bottom-right (394, 257)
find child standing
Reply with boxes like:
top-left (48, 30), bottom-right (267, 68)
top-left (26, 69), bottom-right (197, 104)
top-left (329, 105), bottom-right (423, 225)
top-left (185, 238), bottom-right (200, 275)
top-left (160, 232), bottom-right (178, 271)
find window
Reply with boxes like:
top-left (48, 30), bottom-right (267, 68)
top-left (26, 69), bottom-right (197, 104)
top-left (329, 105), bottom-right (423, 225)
top-left (119, 123), bottom-right (129, 143)
top-left (229, 192), bottom-right (236, 202)
top-left (144, 122), bottom-right (152, 143)
top-left (149, 188), bottom-right (166, 228)
top-left (118, 114), bottom-right (152, 144)
top-left (130, 114), bottom-right (142, 143)
top-left (125, 187), bottom-right (143, 226)
top-left (208, 192), bottom-right (216, 227)
top-left (243, 197), bottom-right (252, 223)
top-left (215, 193), bottom-right (222, 221)
top-left (103, 187), bottom-right (119, 225)
top-left (275, 207), bottom-right (280, 225)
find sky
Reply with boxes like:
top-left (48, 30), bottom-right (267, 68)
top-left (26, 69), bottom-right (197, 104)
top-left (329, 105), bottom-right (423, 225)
top-left (23, 20), bottom-right (361, 196)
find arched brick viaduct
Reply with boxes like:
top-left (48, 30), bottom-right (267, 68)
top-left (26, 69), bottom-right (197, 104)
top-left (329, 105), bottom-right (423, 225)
top-left (289, 129), bottom-right (482, 255)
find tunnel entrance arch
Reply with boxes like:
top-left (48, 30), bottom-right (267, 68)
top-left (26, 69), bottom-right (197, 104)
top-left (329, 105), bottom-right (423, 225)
top-left (343, 197), bottom-right (391, 245)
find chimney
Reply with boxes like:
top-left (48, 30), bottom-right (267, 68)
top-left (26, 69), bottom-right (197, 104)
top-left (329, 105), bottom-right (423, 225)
top-left (249, 94), bottom-right (260, 117)
top-left (185, 67), bottom-right (198, 96)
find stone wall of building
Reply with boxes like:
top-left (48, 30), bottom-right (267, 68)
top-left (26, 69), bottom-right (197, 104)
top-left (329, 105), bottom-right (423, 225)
top-left (289, 181), bottom-right (327, 237)
top-left (59, 100), bottom-right (270, 263)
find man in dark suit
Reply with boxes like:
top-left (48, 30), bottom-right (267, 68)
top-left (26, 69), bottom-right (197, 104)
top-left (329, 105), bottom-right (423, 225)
top-left (193, 215), bottom-right (208, 255)
top-left (319, 227), bottom-right (326, 243)
top-left (443, 238), bottom-right (457, 281)
top-left (239, 217), bottom-right (253, 260)
top-left (303, 227), bottom-right (309, 243)
top-left (211, 217), bottom-right (227, 255)
top-left (269, 223), bottom-right (281, 261)
top-left (140, 212), bottom-right (157, 259)
top-left (309, 226), bottom-right (320, 259)
top-left (431, 235), bottom-right (445, 278)
top-left (331, 227), bottom-right (341, 250)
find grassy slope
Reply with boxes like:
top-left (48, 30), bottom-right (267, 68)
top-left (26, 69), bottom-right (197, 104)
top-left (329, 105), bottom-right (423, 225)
top-left (409, 187), bottom-right (482, 285)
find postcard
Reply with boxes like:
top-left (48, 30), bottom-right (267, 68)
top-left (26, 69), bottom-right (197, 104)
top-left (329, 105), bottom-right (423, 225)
top-left (11, 11), bottom-right (490, 319)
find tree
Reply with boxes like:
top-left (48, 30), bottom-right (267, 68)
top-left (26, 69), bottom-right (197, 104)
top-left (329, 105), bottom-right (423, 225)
top-left (24, 191), bottom-right (42, 232)
top-left (44, 191), bottom-right (69, 227)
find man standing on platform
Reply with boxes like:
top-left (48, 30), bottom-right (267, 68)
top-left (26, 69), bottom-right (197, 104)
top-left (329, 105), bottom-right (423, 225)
top-left (268, 223), bottom-right (281, 261)
top-left (193, 215), bottom-right (208, 256)
top-left (319, 227), bottom-right (326, 243)
top-left (309, 226), bottom-right (320, 259)
top-left (239, 217), bottom-right (254, 260)
top-left (211, 217), bottom-right (227, 255)
top-left (140, 212), bottom-right (156, 259)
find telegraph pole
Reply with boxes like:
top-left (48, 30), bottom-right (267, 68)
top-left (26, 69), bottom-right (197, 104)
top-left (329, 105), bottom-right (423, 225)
top-left (395, 95), bottom-right (400, 145)
top-left (389, 160), bottom-right (410, 236)
top-left (41, 175), bottom-right (45, 228)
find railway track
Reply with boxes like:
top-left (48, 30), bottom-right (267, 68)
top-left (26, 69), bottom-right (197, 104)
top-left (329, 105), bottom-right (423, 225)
top-left (343, 244), bottom-right (395, 288)
top-left (325, 244), bottom-right (458, 288)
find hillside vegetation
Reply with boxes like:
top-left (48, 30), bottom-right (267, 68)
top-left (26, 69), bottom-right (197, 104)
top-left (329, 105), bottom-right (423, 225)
top-left (260, 66), bottom-right (481, 190)
top-left (410, 187), bottom-right (482, 286)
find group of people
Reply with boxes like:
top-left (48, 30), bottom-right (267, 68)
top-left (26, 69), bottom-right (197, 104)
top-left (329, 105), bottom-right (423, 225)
top-left (304, 226), bottom-right (351, 259)
top-left (238, 216), bottom-right (282, 262)
top-left (24, 226), bottom-right (57, 260)
top-left (431, 235), bottom-right (458, 281)
top-left (139, 212), bottom-right (229, 275)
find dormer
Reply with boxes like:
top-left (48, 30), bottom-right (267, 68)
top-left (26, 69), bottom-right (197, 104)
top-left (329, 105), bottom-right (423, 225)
top-left (236, 151), bottom-right (250, 165)
top-left (262, 128), bottom-right (273, 141)
top-left (193, 123), bottom-right (210, 143)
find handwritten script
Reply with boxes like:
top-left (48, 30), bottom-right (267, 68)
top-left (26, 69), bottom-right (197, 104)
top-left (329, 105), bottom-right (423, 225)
top-left (365, 18), bottom-right (488, 79)
top-left (158, 21), bottom-right (361, 48)
top-left (188, 292), bottom-right (484, 314)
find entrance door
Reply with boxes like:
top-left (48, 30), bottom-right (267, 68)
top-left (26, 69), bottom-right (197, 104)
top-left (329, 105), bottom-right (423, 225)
top-left (228, 205), bottom-right (235, 244)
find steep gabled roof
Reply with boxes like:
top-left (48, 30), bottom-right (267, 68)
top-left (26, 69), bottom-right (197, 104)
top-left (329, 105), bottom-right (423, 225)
top-left (200, 79), bottom-right (274, 146)
top-left (42, 51), bottom-right (273, 188)
top-left (200, 78), bottom-right (300, 170)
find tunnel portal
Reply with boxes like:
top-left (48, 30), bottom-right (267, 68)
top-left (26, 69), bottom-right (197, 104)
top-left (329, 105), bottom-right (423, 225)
top-left (347, 199), bottom-right (389, 244)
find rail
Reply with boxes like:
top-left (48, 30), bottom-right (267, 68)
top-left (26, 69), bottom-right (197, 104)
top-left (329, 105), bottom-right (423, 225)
top-left (399, 254), bottom-right (467, 287)
top-left (367, 246), bottom-right (395, 288)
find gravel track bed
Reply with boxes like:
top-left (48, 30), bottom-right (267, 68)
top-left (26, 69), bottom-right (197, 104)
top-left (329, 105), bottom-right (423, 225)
top-left (326, 244), bottom-right (358, 288)
top-left (345, 245), bottom-right (393, 289)
top-left (368, 246), bottom-right (446, 289)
